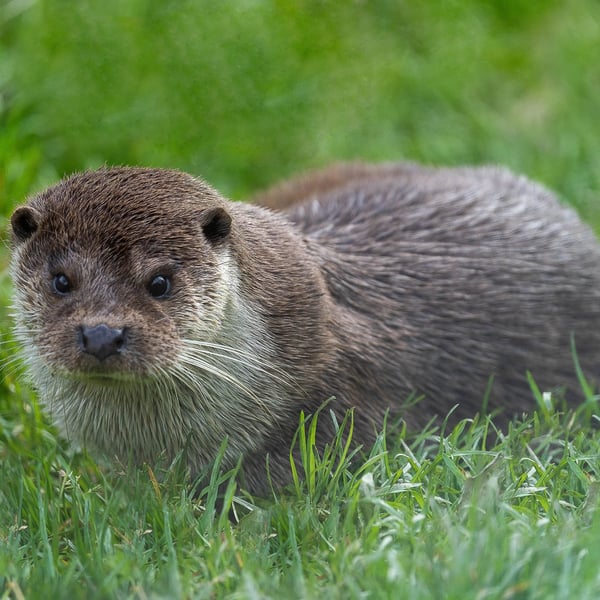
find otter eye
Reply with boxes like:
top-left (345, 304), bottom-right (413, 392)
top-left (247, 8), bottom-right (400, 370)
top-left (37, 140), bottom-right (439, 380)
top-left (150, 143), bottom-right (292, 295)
top-left (53, 273), bottom-right (72, 295)
top-left (148, 275), bottom-right (171, 299)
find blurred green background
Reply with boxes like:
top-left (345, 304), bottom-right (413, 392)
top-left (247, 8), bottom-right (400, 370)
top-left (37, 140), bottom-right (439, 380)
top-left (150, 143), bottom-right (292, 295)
top-left (1, 0), bottom-right (600, 266)
top-left (2, 0), bottom-right (600, 209)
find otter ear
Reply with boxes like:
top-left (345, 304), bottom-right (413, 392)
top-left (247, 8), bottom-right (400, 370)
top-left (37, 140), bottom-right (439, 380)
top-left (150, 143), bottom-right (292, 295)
top-left (11, 206), bottom-right (41, 242)
top-left (200, 207), bottom-right (232, 244)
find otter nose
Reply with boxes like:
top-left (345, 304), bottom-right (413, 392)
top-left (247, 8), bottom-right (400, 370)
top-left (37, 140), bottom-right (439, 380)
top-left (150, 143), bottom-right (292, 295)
top-left (79, 324), bottom-right (126, 361)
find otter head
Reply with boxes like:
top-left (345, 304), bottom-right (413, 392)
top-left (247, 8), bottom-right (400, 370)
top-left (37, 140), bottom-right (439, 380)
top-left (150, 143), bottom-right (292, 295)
top-left (10, 168), bottom-right (232, 379)
top-left (8, 168), bottom-right (272, 470)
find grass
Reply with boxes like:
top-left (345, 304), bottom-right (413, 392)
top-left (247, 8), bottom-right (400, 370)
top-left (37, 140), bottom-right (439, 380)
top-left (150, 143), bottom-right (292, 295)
top-left (1, 394), bottom-right (600, 598)
top-left (2, 0), bottom-right (600, 597)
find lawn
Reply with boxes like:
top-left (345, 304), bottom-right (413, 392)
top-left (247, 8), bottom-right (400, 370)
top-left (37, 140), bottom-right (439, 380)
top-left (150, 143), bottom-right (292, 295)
top-left (1, 1), bottom-right (600, 598)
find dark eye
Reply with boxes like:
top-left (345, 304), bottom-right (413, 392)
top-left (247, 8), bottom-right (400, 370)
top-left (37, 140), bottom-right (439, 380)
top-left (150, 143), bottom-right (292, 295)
top-left (53, 273), bottom-right (72, 295)
top-left (148, 275), bottom-right (171, 299)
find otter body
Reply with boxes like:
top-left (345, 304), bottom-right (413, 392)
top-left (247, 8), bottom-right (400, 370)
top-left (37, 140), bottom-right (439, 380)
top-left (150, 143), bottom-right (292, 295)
top-left (10, 163), bottom-right (600, 494)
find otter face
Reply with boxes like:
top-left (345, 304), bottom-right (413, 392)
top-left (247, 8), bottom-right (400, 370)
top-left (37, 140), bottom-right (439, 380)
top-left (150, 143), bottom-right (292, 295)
top-left (10, 168), bottom-right (233, 382)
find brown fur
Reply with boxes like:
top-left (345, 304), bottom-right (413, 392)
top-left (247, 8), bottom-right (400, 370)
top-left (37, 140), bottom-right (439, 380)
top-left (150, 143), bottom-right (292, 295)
top-left (10, 163), bottom-right (600, 495)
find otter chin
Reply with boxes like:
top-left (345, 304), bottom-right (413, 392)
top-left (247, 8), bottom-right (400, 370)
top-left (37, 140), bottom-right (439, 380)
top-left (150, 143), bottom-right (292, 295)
top-left (9, 163), bottom-right (600, 495)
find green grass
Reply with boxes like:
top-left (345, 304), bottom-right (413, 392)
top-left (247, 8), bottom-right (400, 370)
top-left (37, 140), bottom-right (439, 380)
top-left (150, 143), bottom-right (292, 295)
top-left (1, 397), bottom-right (600, 598)
top-left (2, 0), bottom-right (600, 597)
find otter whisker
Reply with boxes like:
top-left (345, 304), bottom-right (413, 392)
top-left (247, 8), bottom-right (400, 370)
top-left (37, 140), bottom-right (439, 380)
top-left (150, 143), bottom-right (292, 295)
top-left (181, 338), bottom-right (296, 389)
top-left (173, 353), bottom-right (271, 411)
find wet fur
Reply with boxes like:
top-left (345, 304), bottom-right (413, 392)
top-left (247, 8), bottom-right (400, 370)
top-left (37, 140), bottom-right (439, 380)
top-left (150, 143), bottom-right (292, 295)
top-left (10, 163), bottom-right (600, 495)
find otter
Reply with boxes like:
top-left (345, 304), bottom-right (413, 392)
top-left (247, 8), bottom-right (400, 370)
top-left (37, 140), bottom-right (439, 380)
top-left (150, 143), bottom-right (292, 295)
top-left (9, 163), bottom-right (600, 495)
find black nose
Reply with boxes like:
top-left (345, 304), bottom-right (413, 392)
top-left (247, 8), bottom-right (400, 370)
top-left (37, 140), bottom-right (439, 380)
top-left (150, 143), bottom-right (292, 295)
top-left (79, 324), bottom-right (127, 361)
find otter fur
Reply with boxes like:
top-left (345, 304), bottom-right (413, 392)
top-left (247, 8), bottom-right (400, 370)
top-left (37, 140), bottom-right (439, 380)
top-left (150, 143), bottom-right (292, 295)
top-left (9, 163), bottom-right (600, 495)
